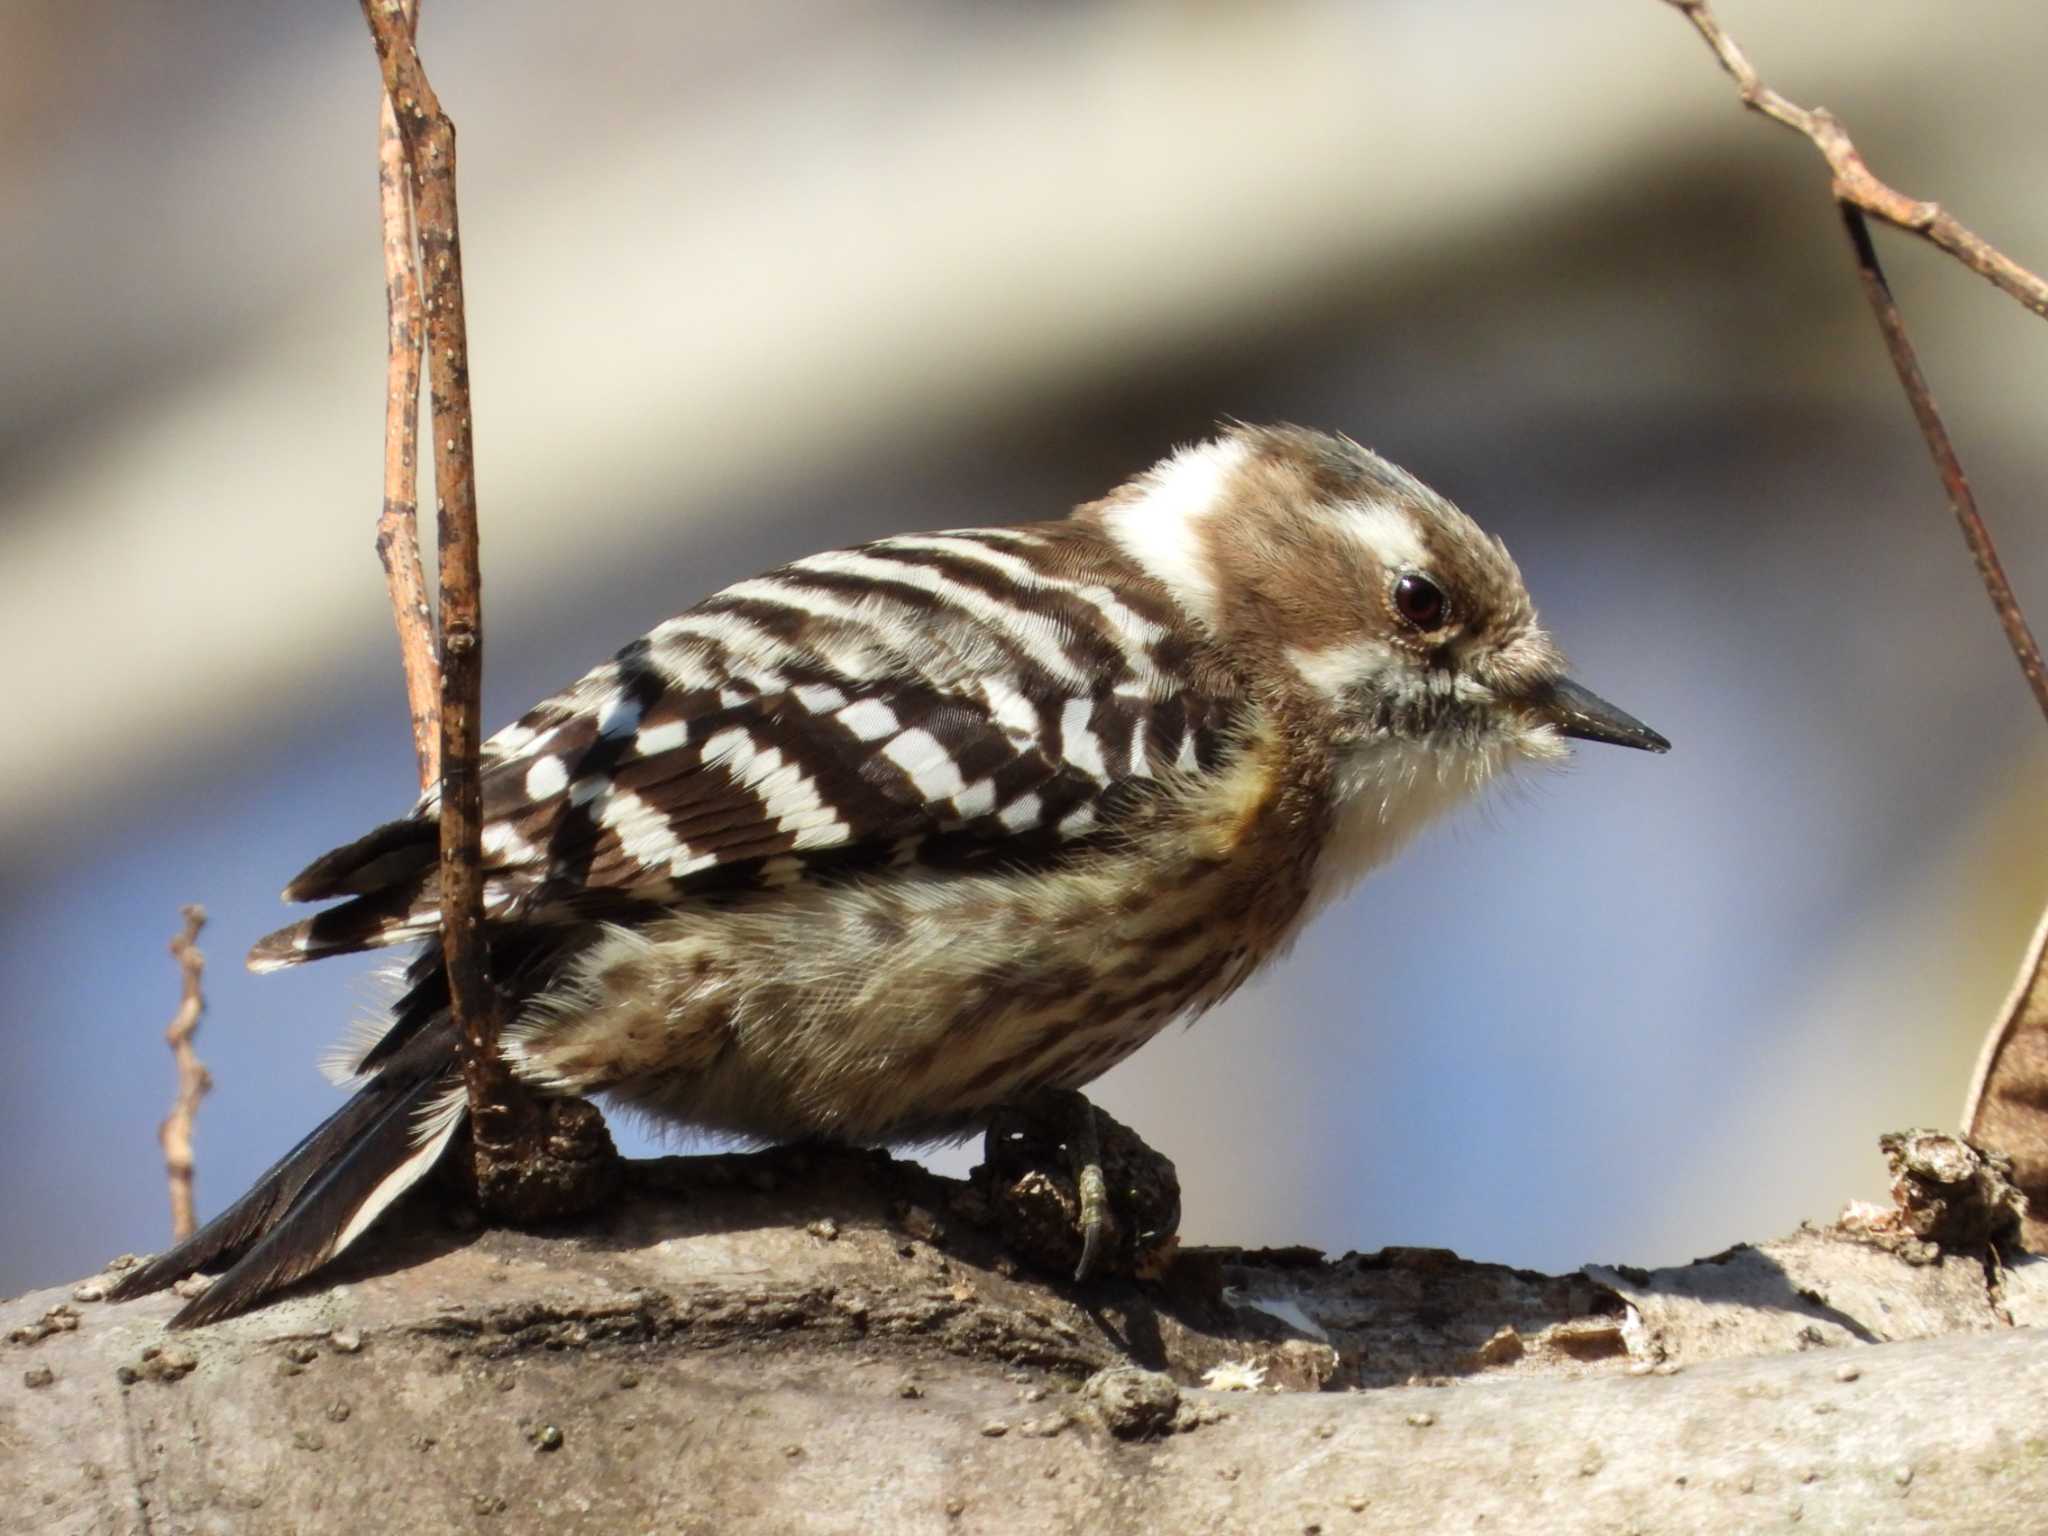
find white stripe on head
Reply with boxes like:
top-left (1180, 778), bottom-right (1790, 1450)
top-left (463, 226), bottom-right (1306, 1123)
top-left (1096, 434), bottom-right (1250, 632)
top-left (1286, 636), bottom-right (1401, 705)
top-left (1336, 498), bottom-right (1429, 575)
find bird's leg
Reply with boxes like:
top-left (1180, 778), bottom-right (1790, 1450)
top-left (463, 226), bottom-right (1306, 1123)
top-left (975, 1088), bottom-right (1181, 1282)
top-left (1066, 1092), bottom-right (1110, 1281)
top-left (465, 1093), bottom-right (624, 1225)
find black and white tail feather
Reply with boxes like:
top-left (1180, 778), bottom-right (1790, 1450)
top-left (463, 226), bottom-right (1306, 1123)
top-left (108, 948), bottom-right (469, 1328)
top-left (111, 909), bottom-right (641, 1328)
top-left (107, 1048), bottom-right (461, 1328)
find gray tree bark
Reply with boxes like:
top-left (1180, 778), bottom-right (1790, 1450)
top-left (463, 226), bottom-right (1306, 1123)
top-left (5, 1141), bottom-right (2044, 1535)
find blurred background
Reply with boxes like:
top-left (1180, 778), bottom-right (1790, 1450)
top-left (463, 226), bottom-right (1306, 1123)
top-left (5, 0), bottom-right (2046, 1301)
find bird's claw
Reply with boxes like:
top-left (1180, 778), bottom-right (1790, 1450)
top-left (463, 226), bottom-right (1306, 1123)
top-left (978, 1088), bottom-right (1179, 1283)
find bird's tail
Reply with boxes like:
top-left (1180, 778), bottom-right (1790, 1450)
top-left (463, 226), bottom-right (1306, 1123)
top-left (107, 1014), bottom-right (466, 1329)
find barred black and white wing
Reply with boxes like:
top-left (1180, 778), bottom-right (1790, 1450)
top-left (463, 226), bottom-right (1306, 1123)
top-left (118, 520), bottom-right (1235, 1326)
top-left (250, 523), bottom-right (1237, 973)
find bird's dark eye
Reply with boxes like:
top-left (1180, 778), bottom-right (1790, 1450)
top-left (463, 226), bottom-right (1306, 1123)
top-left (1393, 573), bottom-right (1447, 630)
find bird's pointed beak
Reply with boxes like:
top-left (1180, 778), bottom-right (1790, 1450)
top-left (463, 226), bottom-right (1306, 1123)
top-left (1537, 677), bottom-right (1670, 753)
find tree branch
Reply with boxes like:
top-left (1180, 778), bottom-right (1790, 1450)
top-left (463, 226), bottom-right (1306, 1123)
top-left (373, 0), bottom-right (437, 793)
top-left (157, 906), bottom-right (211, 1243)
top-left (359, 0), bottom-right (529, 1145)
top-left (1836, 207), bottom-right (2048, 721)
top-left (18, 1143), bottom-right (2048, 1531)
top-left (1663, 0), bottom-right (2048, 321)
top-left (1661, 0), bottom-right (2048, 726)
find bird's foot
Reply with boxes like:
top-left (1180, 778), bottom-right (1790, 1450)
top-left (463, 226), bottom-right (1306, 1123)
top-left (465, 1093), bottom-right (624, 1225)
top-left (975, 1088), bottom-right (1181, 1282)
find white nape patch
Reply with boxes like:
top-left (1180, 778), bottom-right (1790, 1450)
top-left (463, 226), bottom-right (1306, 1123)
top-left (1059, 699), bottom-right (1108, 779)
top-left (882, 728), bottom-right (965, 800)
top-left (332, 1081), bottom-right (468, 1256)
top-left (1286, 637), bottom-right (1400, 705)
top-left (1337, 498), bottom-right (1430, 574)
top-left (998, 792), bottom-right (1043, 833)
top-left (1096, 434), bottom-right (1249, 631)
top-left (595, 692), bottom-right (643, 739)
top-left (836, 697), bottom-right (900, 742)
top-left (524, 754), bottom-right (569, 800)
top-left (633, 719), bottom-right (689, 758)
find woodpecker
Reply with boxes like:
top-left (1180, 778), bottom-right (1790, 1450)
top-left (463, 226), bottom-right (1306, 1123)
top-left (112, 423), bottom-right (1667, 1327)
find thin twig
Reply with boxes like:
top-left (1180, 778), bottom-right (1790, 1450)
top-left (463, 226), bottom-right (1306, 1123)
top-left (159, 906), bottom-right (211, 1243)
top-left (1663, 0), bottom-right (2048, 322)
top-left (1662, 0), bottom-right (2048, 726)
top-left (361, 1), bottom-right (532, 1145)
top-left (1838, 208), bottom-right (2048, 720)
top-left (374, 0), bottom-right (438, 792)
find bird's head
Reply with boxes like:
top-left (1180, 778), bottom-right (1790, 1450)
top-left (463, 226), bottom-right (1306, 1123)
top-left (1092, 422), bottom-right (1668, 769)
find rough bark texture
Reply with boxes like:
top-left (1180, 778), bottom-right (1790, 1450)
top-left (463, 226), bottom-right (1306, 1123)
top-left (6, 1144), bottom-right (2045, 1534)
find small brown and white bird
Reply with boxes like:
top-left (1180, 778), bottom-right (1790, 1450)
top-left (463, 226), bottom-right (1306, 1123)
top-left (113, 423), bottom-right (1666, 1326)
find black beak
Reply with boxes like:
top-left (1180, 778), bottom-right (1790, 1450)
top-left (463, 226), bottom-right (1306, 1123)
top-left (1538, 677), bottom-right (1670, 753)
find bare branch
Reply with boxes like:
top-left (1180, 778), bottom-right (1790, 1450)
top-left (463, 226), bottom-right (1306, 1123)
top-left (374, 0), bottom-right (437, 793)
top-left (1836, 208), bottom-right (2048, 721)
top-left (158, 906), bottom-right (211, 1243)
top-left (1662, 0), bottom-right (2048, 726)
top-left (1663, 0), bottom-right (2048, 321)
top-left (360, 0), bottom-right (532, 1146)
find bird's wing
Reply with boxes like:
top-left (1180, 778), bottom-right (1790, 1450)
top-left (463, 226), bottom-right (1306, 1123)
top-left (250, 526), bottom-right (1236, 971)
